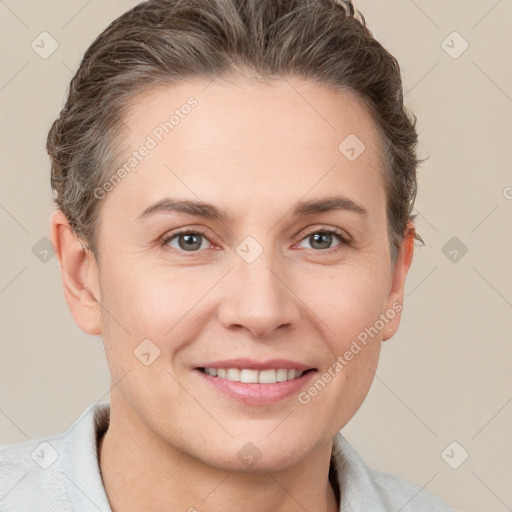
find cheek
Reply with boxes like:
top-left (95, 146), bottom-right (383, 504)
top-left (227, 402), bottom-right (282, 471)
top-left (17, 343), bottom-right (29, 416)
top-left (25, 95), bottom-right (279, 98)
top-left (299, 261), bottom-right (390, 346)
top-left (295, 262), bottom-right (387, 408)
top-left (101, 257), bottom-right (182, 324)
top-left (99, 263), bottom-right (212, 362)
top-left (304, 272), bottom-right (385, 425)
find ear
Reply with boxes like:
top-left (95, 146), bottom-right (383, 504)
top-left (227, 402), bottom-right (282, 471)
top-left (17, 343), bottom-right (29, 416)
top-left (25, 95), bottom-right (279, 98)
top-left (382, 223), bottom-right (415, 341)
top-left (50, 209), bottom-right (102, 336)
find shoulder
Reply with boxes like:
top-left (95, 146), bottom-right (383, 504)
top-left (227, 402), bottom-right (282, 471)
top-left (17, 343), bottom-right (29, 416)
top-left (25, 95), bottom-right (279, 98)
top-left (369, 468), bottom-right (457, 511)
top-left (0, 402), bottom-right (109, 512)
top-left (0, 433), bottom-right (73, 512)
top-left (331, 433), bottom-right (457, 511)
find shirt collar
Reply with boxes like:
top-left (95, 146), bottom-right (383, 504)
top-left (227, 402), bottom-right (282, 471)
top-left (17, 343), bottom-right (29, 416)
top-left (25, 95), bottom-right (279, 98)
top-left (60, 402), bottom-right (386, 512)
top-left (331, 432), bottom-right (387, 510)
top-left (61, 402), bottom-right (111, 511)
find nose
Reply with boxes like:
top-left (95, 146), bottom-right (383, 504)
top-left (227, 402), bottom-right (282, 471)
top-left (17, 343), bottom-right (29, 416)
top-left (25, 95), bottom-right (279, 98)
top-left (217, 251), bottom-right (302, 339)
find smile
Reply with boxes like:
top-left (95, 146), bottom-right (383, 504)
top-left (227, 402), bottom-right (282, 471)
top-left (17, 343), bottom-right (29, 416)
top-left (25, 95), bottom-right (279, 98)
top-left (198, 367), bottom-right (309, 383)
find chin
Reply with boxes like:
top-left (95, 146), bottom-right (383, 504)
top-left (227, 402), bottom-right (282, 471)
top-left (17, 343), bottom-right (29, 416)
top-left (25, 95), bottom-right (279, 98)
top-left (196, 434), bottom-right (317, 474)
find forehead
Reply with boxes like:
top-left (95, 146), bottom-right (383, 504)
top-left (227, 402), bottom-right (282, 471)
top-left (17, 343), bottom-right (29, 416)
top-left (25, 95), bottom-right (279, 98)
top-left (103, 77), bottom-right (386, 224)
top-left (123, 76), bottom-right (382, 155)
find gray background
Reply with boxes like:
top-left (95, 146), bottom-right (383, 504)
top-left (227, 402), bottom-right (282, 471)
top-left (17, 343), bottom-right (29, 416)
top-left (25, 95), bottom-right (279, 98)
top-left (1, 1), bottom-right (511, 511)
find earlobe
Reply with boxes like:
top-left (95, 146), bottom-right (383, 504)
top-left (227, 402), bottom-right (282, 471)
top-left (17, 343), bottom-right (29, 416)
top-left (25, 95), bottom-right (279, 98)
top-left (382, 223), bottom-right (415, 341)
top-left (50, 209), bottom-right (102, 336)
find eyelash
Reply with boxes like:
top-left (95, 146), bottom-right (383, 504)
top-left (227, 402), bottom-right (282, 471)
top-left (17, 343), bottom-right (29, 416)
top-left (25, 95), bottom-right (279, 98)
top-left (160, 226), bottom-right (350, 256)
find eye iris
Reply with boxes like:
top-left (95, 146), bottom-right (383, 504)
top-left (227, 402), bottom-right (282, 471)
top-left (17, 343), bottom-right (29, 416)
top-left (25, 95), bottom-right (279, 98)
top-left (310, 232), bottom-right (332, 250)
top-left (179, 233), bottom-right (202, 251)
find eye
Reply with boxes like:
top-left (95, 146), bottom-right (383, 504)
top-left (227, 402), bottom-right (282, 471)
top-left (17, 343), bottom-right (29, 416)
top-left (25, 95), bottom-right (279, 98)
top-left (162, 229), bottom-right (213, 253)
top-left (161, 226), bottom-right (350, 255)
top-left (296, 227), bottom-right (350, 252)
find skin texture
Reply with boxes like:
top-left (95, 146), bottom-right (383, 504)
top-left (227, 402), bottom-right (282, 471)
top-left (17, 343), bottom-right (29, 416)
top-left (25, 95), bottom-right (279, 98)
top-left (50, 77), bottom-right (415, 512)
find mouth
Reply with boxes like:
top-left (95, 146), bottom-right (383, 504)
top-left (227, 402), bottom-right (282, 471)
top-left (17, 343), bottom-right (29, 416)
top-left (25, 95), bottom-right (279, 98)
top-left (197, 367), bottom-right (316, 384)
top-left (193, 358), bottom-right (318, 404)
top-left (195, 366), bottom-right (317, 404)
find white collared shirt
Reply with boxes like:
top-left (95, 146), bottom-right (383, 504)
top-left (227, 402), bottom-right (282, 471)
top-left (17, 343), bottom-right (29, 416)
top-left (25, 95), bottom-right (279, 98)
top-left (0, 402), bottom-right (456, 511)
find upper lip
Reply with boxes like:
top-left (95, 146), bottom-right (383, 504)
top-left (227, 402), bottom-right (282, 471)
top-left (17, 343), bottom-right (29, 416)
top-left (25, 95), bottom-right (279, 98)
top-left (196, 358), bottom-right (315, 372)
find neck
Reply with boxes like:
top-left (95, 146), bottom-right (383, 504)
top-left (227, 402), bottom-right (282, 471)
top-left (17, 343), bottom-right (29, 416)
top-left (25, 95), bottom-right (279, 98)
top-left (98, 401), bottom-right (339, 512)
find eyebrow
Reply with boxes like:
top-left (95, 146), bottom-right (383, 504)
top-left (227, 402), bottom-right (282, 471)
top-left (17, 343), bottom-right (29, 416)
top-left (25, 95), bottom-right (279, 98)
top-left (135, 195), bottom-right (369, 223)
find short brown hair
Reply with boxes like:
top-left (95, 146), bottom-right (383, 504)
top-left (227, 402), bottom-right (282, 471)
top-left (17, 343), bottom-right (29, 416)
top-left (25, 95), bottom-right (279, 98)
top-left (47, 0), bottom-right (424, 264)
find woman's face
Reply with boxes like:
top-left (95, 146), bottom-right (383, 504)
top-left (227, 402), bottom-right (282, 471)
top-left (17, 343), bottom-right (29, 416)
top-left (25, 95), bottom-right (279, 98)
top-left (88, 77), bottom-right (412, 471)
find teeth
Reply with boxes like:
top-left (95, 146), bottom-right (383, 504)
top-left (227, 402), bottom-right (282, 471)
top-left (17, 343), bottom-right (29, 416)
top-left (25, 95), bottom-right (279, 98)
top-left (240, 369), bottom-right (259, 383)
top-left (276, 369), bottom-right (288, 382)
top-left (258, 369), bottom-right (276, 384)
top-left (226, 368), bottom-right (240, 381)
top-left (202, 367), bottom-right (306, 383)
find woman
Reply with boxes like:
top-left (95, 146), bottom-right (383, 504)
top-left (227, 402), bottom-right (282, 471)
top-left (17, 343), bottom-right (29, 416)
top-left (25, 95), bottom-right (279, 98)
top-left (0, 0), bottom-right (455, 510)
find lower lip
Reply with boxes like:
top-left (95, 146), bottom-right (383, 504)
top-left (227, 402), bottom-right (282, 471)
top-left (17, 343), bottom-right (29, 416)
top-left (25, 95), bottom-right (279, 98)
top-left (194, 369), bottom-right (317, 405)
